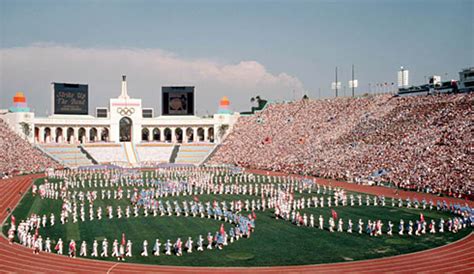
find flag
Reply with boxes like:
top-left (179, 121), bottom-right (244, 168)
top-left (420, 213), bottom-right (425, 223)
top-left (331, 209), bottom-right (338, 220)
top-left (220, 224), bottom-right (225, 235)
top-left (55, 243), bottom-right (60, 251)
top-left (121, 233), bottom-right (126, 246)
top-left (252, 211), bottom-right (257, 220)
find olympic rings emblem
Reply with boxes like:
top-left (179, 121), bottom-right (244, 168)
top-left (117, 107), bottom-right (135, 116)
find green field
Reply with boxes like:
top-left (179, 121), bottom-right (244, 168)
top-left (3, 172), bottom-right (471, 267)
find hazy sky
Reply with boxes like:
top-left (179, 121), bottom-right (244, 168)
top-left (1, 0), bottom-right (472, 116)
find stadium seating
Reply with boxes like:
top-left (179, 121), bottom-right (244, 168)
top-left (175, 143), bottom-right (216, 165)
top-left (40, 144), bottom-right (94, 168)
top-left (0, 118), bottom-right (62, 176)
top-left (82, 143), bottom-right (128, 165)
top-left (135, 143), bottom-right (174, 164)
top-left (209, 93), bottom-right (473, 197)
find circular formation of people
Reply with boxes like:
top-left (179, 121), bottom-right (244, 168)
top-left (5, 166), bottom-right (473, 263)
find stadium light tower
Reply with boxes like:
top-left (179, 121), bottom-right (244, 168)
top-left (331, 67), bottom-right (341, 97)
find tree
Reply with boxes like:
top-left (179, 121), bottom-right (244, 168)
top-left (19, 122), bottom-right (31, 138)
top-left (218, 124), bottom-right (229, 138)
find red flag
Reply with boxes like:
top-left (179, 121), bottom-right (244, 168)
top-left (331, 209), bottom-right (338, 220)
top-left (121, 233), bottom-right (126, 246)
top-left (220, 224), bottom-right (225, 235)
top-left (252, 211), bottom-right (257, 220)
top-left (55, 243), bottom-right (60, 251)
top-left (420, 213), bottom-right (425, 223)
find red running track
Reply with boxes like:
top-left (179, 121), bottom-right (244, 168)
top-left (0, 174), bottom-right (472, 273)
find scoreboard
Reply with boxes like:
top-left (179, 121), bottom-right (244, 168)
top-left (53, 83), bottom-right (89, 115)
top-left (162, 86), bottom-right (194, 116)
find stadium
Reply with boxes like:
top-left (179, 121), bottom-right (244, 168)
top-left (1, 1), bottom-right (473, 273)
top-left (0, 68), bottom-right (473, 272)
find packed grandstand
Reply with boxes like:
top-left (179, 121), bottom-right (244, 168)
top-left (1, 93), bottom-right (472, 199)
top-left (0, 119), bottom-right (61, 177)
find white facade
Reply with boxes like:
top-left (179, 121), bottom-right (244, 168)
top-left (1, 76), bottom-right (239, 146)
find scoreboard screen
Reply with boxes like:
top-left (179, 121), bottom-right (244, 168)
top-left (53, 83), bottom-right (89, 115)
top-left (162, 86), bottom-right (194, 115)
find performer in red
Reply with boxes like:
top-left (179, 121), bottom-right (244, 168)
top-left (69, 240), bottom-right (76, 258)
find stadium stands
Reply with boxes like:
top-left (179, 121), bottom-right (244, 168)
top-left (209, 93), bottom-right (473, 197)
top-left (135, 143), bottom-right (174, 165)
top-left (40, 144), bottom-right (94, 168)
top-left (176, 143), bottom-right (216, 165)
top-left (82, 143), bottom-right (127, 165)
top-left (0, 118), bottom-right (61, 176)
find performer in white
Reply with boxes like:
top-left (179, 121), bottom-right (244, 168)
top-left (91, 240), bottom-right (98, 257)
top-left (101, 238), bottom-right (108, 257)
top-left (112, 239), bottom-right (119, 257)
top-left (141, 240), bottom-right (148, 257)
top-left (126, 240), bottom-right (133, 257)
top-left (186, 237), bottom-right (193, 253)
top-left (165, 239), bottom-right (172, 255)
top-left (45, 237), bottom-right (51, 253)
top-left (153, 239), bottom-right (161, 256)
top-left (80, 241), bottom-right (87, 257)
top-left (197, 235), bottom-right (204, 251)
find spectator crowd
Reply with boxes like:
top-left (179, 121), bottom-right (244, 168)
top-left (209, 93), bottom-right (473, 198)
top-left (0, 118), bottom-right (61, 178)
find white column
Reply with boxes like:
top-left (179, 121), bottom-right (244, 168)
top-left (97, 128), bottom-right (103, 142)
top-left (183, 129), bottom-right (189, 143)
top-left (204, 127), bottom-right (209, 142)
top-left (85, 127), bottom-right (90, 143)
top-left (171, 127), bottom-right (176, 143)
top-left (63, 127), bottom-right (68, 143)
top-left (39, 127), bottom-right (45, 143)
top-left (193, 128), bottom-right (198, 142)
top-left (148, 128), bottom-right (153, 141)
top-left (160, 128), bottom-right (165, 142)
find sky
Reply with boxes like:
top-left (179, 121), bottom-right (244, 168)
top-left (0, 0), bottom-right (473, 116)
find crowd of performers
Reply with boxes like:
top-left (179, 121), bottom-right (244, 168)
top-left (8, 216), bottom-right (254, 259)
top-left (5, 167), bottom-right (474, 259)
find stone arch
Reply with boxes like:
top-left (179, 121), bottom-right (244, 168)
top-left (186, 127), bottom-right (194, 143)
top-left (101, 128), bottom-right (109, 142)
top-left (78, 127), bottom-right (86, 143)
top-left (164, 128), bottom-right (172, 142)
top-left (142, 128), bottom-right (150, 142)
top-left (89, 128), bottom-right (97, 142)
top-left (208, 127), bottom-right (214, 143)
top-left (55, 127), bottom-right (63, 143)
top-left (197, 127), bottom-right (205, 142)
top-left (175, 128), bottom-right (183, 143)
top-left (44, 128), bottom-right (51, 143)
top-left (67, 127), bottom-right (74, 143)
top-left (119, 117), bottom-right (132, 142)
top-left (153, 128), bottom-right (160, 141)
top-left (34, 127), bottom-right (39, 142)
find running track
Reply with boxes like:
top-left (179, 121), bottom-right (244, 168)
top-left (0, 174), bottom-right (472, 273)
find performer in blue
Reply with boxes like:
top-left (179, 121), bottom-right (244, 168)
top-left (228, 227), bottom-right (235, 243)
